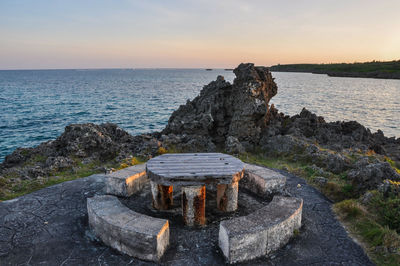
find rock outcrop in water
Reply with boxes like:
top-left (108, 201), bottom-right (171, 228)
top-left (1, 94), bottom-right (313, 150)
top-left (162, 63), bottom-right (277, 152)
top-left (160, 63), bottom-right (400, 192)
top-left (1, 63), bottom-right (399, 194)
top-left (162, 63), bottom-right (399, 161)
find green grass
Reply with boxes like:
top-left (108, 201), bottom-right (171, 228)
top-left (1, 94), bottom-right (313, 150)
top-left (2, 146), bottom-right (400, 265)
top-left (0, 155), bottom-right (151, 201)
top-left (368, 189), bottom-right (400, 234)
top-left (239, 151), bottom-right (400, 265)
top-left (2, 158), bottom-right (108, 201)
top-left (0, 168), bottom-right (100, 201)
top-left (334, 199), bottom-right (400, 265)
top-left (25, 154), bottom-right (47, 165)
top-left (1, 176), bottom-right (83, 200)
top-left (239, 152), bottom-right (355, 201)
top-left (116, 156), bottom-right (147, 170)
top-left (385, 157), bottom-right (400, 174)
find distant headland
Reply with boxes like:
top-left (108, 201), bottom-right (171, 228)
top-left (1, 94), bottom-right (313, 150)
top-left (269, 60), bottom-right (400, 80)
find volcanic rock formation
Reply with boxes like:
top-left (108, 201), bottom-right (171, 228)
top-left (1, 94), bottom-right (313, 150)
top-left (162, 63), bottom-right (278, 152)
top-left (1, 63), bottom-right (399, 194)
top-left (1, 123), bottom-right (162, 180)
top-left (162, 63), bottom-right (399, 164)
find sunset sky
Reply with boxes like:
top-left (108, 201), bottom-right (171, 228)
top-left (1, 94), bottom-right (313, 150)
top-left (1, 0), bottom-right (399, 69)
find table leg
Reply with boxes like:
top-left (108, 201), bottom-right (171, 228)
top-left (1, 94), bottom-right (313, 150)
top-left (182, 185), bottom-right (206, 226)
top-left (150, 181), bottom-right (173, 210)
top-left (217, 181), bottom-right (239, 212)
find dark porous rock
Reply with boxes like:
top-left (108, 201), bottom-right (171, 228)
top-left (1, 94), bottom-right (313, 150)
top-left (1, 62), bottom-right (399, 193)
top-left (378, 179), bottom-right (392, 195)
top-left (163, 63), bottom-right (278, 150)
top-left (352, 156), bottom-right (380, 169)
top-left (129, 134), bottom-right (163, 159)
top-left (324, 153), bottom-right (350, 174)
top-left (310, 164), bottom-right (327, 176)
top-left (260, 135), bottom-right (309, 155)
top-left (45, 156), bottom-right (74, 171)
top-left (161, 134), bottom-right (216, 153)
top-left (229, 64), bottom-right (277, 146)
top-left (54, 123), bottom-right (129, 160)
top-left (361, 191), bottom-right (374, 205)
top-left (263, 106), bottom-right (399, 162)
top-left (348, 162), bottom-right (400, 192)
top-left (314, 176), bottom-right (328, 186)
top-left (3, 147), bottom-right (35, 167)
top-left (0, 123), bottom-right (162, 180)
top-left (27, 166), bottom-right (48, 178)
top-left (225, 136), bottom-right (245, 154)
top-left (163, 75), bottom-right (231, 139)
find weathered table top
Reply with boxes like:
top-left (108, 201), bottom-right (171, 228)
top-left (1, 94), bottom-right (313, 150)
top-left (146, 153), bottom-right (244, 186)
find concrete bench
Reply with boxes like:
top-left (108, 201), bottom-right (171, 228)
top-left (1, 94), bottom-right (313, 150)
top-left (241, 163), bottom-right (286, 197)
top-left (105, 164), bottom-right (148, 197)
top-left (87, 195), bottom-right (169, 262)
top-left (219, 196), bottom-right (303, 264)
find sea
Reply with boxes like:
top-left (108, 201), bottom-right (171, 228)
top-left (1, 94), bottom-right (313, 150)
top-left (0, 69), bottom-right (399, 162)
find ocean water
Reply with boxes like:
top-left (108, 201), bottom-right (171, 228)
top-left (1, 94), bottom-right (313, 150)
top-left (0, 69), bottom-right (399, 162)
top-left (271, 72), bottom-right (400, 138)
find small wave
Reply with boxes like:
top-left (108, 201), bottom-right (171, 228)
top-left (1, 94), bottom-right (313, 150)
top-left (106, 105), bottom-right (117, 110)
top-left (32, 135), bottom-right (52, 141)
top-left (74, 111), bottom-right (90, 116)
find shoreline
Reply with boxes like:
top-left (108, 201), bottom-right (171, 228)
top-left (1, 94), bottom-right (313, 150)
top-left (271, 69), bottom-right (400, 80)
top-left (269, 60), bottom-right (400, 80)
top-left (1, 63), bottom-right (399, 265)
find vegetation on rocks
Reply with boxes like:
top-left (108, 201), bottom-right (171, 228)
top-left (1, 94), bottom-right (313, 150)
top-left (334, 193), bottom-right (400, 266)
top-left (0, 153), bottom-right (149, 201)
top-left (0, 62), bottom-right (399, 264)
top-left (270, 60), bottom-right (400, 79)
top-left (239, 150), bottom-right (400, 265)
top-left (1, 158), bottom-right (106, 201)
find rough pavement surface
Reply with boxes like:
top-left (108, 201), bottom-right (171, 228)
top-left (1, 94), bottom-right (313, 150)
top-left (0, 166), bottom-right (373, 265)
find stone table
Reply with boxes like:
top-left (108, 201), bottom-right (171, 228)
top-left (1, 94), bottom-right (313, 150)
top-left (146, 153), bottom-right (244, 226)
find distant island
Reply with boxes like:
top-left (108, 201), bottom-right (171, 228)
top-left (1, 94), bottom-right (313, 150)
top-left (269, 60), bottom-right (400, 79)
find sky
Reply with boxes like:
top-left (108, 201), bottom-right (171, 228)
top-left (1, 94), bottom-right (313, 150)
top-left (0, 0), bottom-right (400, 69)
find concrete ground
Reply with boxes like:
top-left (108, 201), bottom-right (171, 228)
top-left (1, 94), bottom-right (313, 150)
top-left (0, 165), bottom-right (373, 265)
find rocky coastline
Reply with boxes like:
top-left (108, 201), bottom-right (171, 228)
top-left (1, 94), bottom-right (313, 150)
top-left (269, 61), bottom-right (400, 80)
top-left (271, 69), bottom-right (400, 80)
top-left (1, 62), bottom-right (400, 264)
top-left (1, 63), bottom-right (399, 200)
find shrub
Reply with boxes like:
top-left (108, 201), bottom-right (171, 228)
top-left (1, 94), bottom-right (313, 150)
top-left (131, 157), bottom-right (140, 165)
top-left (369, 189), bottom-right (400, 233)
top-left (157, 147), bottom-right (167, 155)
top-left (335, 199), bottom-right (362, 219)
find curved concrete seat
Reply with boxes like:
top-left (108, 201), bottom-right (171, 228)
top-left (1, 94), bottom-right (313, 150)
top-left (87, 195), bottom-right (169, 262)
top-left (105, 164), bottom-right (148, 197)
top-left (241, 163), bottom-right (286, 197)
top-left (219, 196), bottom-right (303, 264)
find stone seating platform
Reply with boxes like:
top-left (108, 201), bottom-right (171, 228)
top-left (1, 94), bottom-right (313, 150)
top-left (218, 196), bottom-right (303, 264)
top-left (87, 195), bottom-right (170, 262)
top-left (104, 164), bottom-right (148, 197)
top-left (242, 163), bottom-right (286, 197)
top-left (97, 161), bottom-right (299, 264)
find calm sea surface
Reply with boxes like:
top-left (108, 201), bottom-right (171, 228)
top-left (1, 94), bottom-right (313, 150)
top-left (0, 69), bottom-right (399, 162)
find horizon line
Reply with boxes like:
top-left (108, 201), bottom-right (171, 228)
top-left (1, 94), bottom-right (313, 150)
top-left (1, 59), bottom-right (399, 71)
top-left (0, 67), bottom-right (238, 71)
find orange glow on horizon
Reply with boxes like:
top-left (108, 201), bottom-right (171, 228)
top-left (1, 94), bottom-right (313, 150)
top-left (0, 0), bottom-right (399, 69)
